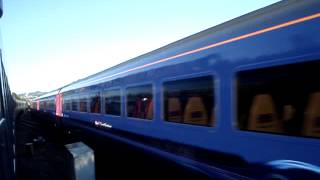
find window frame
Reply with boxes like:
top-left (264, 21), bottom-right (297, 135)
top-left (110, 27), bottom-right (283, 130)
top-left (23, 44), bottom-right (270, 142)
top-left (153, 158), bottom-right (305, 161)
top-left (71, 95), bottom-right (79, 112)
top-left (102, 87), bottom-right (122, 117)
top-left (79, 93), bottom-right (89, 113)
top-left (48, 97), bottom-right (55, 111)
top-left (88, 90), bottom-right (102, 114)
top-left (63, 96), bottom-right (72, 112)
top-left (161, 72), bottom-right (216, 127)
top-left (234, 59), bottom-right (320, 140)
top-left (125, 82), bottom-right (155, 121)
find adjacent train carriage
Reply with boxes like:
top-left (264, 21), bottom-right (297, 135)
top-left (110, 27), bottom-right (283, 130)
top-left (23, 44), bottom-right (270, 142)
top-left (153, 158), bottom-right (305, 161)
top-left (0, 60), bottom-right (15, 180)
top-left (33, 0), bottom-right (320, 179)
top-left (0, 1), bottom-right (17, 179)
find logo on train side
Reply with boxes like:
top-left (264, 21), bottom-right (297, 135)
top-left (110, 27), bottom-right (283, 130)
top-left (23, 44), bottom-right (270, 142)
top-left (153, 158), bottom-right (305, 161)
top-left (94, 120), bottom-right (112, 129)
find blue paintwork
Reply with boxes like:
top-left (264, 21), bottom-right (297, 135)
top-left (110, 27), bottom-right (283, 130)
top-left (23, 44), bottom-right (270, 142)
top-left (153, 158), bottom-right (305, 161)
top-left (35, 0), bottom-right (320, 178)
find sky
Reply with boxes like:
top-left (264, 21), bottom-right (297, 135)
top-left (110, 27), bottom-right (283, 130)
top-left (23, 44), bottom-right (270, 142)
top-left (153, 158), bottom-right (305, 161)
top-left (1, 0), bottom-right (279, 94)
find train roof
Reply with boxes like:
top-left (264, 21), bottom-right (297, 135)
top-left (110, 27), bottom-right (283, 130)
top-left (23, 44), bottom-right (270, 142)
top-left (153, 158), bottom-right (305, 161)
top-left (38, 0), bottom-right (318, 98)
top-left (35, 89), bottom-right (59, 100)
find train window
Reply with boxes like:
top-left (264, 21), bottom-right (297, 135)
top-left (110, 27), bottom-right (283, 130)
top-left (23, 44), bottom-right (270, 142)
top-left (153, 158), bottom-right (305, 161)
top-left (237, 60), bottom-right (320, 138)
top-left (52, 100), bottom-right (55, 110)
top-left (64, 99), bottom-right (71, 111)
top-left (127, 84), bottom-right (153, 120)
top-left (90, 93), bottom-right (101, 113)
top-left (40, 101), bottom-right (47, 110)
top-left (48, 100), bottom-right (52, 110)
top-left (43, 100), bottom-right (47, 110)
top-left (47, 100), bottom-right (51, 110)
top-left (163, 76), bottom-right (214, 126)
top-left (44, 100), bottom-right (48, 110)
top-left (104, 89), bottom-right (121, 116)
top-left (79, 97), bottom-right (87, 112)
top-left (46, 100), bottom-right (50, 110)
top-left (62, 101), bottom-right (65, 110)
top-left (72, 98), bottom-right (78, 111)
top-left (48, 99), bottom-right (54, 110)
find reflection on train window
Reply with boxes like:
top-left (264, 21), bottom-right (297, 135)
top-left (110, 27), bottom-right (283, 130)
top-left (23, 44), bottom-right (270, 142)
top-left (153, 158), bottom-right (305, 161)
top-left (104, 89), bottom-right (121, 116)
top-left (90, 93), bottom-right (101, 113)
top-left (127, 85), bottom-right (153, 120)
top-left (72, 99), bottom-right (78, 111)
top-left (237, 60), bottom-right (320, 138)
top-left (79, 97), bottom-right (87, 112)
top-left (163, 76), bottom-right (214, 126)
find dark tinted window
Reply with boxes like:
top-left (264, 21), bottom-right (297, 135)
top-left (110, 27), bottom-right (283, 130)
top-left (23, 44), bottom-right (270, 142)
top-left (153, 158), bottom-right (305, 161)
top-left (40, 101), bottom-right (46, 110)
top-left (46, 100), bottom-right (50, 110)
top-left (79, 97), bottom-right (87, 112)
top-left (104, 89), bottom-right (121, 116)
top-left (49, 101), bottom-right (52, 110)
top-left (127, 85), bottom-right (153, 120)
top-left (163, 76), bottom-right (214, 126)
top-left (237, 60), bottom-right (320, 138)
top-left (90, 93), bottom-right (101, 113)
top-left (64, 99), bottom-right (71, 111)
top-left (72, 99), bottom-right (78, 111)
top-left (48, 99), bottom-right (54, 110)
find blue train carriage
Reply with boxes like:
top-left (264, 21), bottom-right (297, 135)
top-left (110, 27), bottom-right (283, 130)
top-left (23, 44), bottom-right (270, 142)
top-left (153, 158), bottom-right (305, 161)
top-left (34, 0), bottom-right (320, 179)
